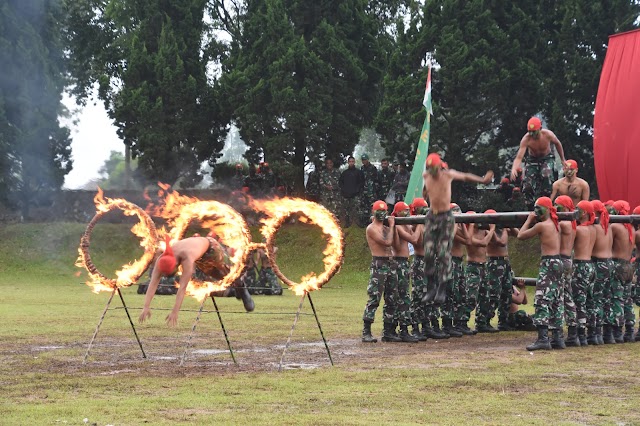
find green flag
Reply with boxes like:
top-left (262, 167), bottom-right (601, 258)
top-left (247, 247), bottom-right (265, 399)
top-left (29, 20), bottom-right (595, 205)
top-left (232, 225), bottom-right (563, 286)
top-left (404, 67), bottom-right (432, 205)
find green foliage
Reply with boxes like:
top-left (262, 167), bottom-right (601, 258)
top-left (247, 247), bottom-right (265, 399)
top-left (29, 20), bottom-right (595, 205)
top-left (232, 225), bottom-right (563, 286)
top-left (0, 0), bottom-right (72, 216)
top-left (220, 0), bottom-right (390, 191)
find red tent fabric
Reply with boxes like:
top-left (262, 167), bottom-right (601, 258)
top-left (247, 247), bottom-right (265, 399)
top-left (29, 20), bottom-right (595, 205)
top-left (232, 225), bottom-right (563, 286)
top-left (594, 29), bottom-right (640, 208)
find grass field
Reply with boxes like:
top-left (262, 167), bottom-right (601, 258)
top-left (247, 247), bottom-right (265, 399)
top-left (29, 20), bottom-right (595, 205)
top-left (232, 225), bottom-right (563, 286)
top-left (1, 222), bottom-right (640, 425)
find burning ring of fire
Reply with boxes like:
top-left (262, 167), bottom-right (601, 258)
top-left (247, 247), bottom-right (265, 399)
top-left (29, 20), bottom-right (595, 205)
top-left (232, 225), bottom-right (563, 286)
top-left (76, 192), bottom-right (158, 292)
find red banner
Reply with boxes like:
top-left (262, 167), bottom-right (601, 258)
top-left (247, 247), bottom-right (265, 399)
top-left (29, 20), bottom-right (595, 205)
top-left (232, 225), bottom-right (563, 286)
top-left (594, 29), bottom-right (640, 208)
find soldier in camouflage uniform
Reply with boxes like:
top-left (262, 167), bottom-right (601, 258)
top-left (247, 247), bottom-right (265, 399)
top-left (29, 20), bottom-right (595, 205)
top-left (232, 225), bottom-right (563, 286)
top-left (485, 224), bottom-right (516, 331)
top-left (510, 117), bottom-right (566, 210)
top-left (466, 216), bottom-right (496, 333)
top-left (362, 201), bottom-right (401, 343)
top-left (570, 200), bottom-right (596, 345)
top-left (517, 197), bottom-right (562, 350)
top-left (377, 158), bottom-right (396, 208)
top-left (588, 200), bottom-right (612, 345)
top-left (441, 203), bottom-right (468, 337)
top-left (319, 158), bottom-right (342, 219)
top-left (339, 156), bottom-right (364, 228)
top-left (258, 248), bottom-right (283, 296)
top-left (305, 163), bottom-right (322, 202)
top-left (242, 249), bottom-right (261, 295)
top-left (359, 154), bottom-right (379, 227)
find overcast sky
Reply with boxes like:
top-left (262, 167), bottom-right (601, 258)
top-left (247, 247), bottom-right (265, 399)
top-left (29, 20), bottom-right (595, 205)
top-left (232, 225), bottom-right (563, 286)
top-left (61, 94), bottom-right (123, 189)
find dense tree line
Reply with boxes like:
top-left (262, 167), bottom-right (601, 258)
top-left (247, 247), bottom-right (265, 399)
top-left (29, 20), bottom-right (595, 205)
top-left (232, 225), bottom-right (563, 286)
top-left (1, 0), bottom-right (638, 215)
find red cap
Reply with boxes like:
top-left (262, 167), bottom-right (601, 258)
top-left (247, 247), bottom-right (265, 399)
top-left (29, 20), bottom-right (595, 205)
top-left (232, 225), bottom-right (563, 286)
top-left (565, 160), bottom-right (578, 170)
top-left (410, 198), bottom-right (428, 215)
top-left (535, 197), bottom-right (559, 231)
top-left (500, 178), bottom-right (510, 184)
top-left (372, 200), bottom-right (388, 212)
top-left (466, 210), bottom-right (476, 214)
top-left (555, 195), bottom-right (576, 230)
top-left (634, 206), bottom-right (640, 215)
top-left (157, 235), bottom-right (176, 275)
top-left (392, 202), bottom-right (410, 217)
top-left (577, 200), bottom-right (595, 226)
top-left (527, 117), bottom-right (542, 131)
top-left (442, 162), bottom-right (449, 169)
top-left (241, 186), bottom-right (250, 193)
top-left (450, 202), bottom-right (459, 209)
top-left (613, 200), bottom-right (633, 241)
top-left (591, 200), bottom-right (609, 234)
top-left (513, 187), bottom-right (521, 192)
top-left (485, 209), bottom-right (497, 214)
top-left (604, 200), bottom-right (614, 206)
top-left (426, 153), bottom-right (442, 168)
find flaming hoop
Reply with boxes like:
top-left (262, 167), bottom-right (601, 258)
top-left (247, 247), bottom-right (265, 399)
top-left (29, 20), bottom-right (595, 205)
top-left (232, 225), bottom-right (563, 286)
top-left (251, 197), bottom-right (345, 295)
top-left (76, 189), bottom-right (158, 293)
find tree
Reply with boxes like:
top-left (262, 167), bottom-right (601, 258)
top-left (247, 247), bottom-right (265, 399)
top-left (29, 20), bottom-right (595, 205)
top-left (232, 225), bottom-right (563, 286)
top-left (220, 0), bottom-right (388, 191)
top-left (97, 150), bottom-right (144, 189)
top-left (65, 0), bottom-right (230, 187)
top-left (0, 0), bottom-right (72, 217)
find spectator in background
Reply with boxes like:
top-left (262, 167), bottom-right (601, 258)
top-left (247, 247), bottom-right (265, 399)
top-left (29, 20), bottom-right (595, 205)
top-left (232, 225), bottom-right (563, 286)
top-left (496, 177), bottom-right (513, 203)
top-left (339, 156), bottom-right (364, 227)
top-left (378, 158), bottom-right (396, 210)
top-left (319, 158), bottom-right (342, 219)
top-left (391, 162), bottom-right (410, 204)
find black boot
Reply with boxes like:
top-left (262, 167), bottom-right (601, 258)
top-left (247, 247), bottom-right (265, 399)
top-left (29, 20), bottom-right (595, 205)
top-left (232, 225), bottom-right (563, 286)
top-left (613, 325), bottom-right (624, 343)
top-left (526, 326), bottom-right (551, 351)
top-left (577, 327), bottom-right (588, 347)
top-left (362, 320), bottom-right (377, 343)
top-left (381, 322), bottom-right (402, 342)
top-left (399, 325), bottom-right (419, 343)
top-left (455, 320), bottom-right (476, 336)
top-left (624, 324), bottom-right (635, 343)
top-left (550, 328), bottom-right (566, 349)
top-left (596, 326), bottom-right (605, 345)
top-left (476, 323), bottom-right (500, 333)
top-left (441, 318), bottom-right (462, 338)
top-left (412, 323), bottom-right (428, 342)
top-left (587, 326), bottom-right (598, 345)
top-left (565, 326), bottom-right (580, 347)
top-left (603, 325), bottom-right (616, 344)
top-left (431, 318), bottom-right (453, 339)
top-left (235, 287), bottom-right (255, 312)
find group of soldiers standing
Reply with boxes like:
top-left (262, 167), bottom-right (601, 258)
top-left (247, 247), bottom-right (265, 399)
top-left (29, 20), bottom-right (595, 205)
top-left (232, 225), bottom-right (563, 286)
top-left (306, 154), bottom-right (410, 228)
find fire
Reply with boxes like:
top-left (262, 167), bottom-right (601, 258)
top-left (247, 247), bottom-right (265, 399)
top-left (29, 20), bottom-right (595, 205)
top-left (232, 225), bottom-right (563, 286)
top-left (76, 188), bottom-right (158, 293)
top-left (249, 197), bottom-right (344, 295)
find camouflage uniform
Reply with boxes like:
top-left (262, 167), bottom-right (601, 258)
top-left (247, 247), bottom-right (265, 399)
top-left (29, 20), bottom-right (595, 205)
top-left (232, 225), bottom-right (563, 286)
top-left (589, 258), bottom-right (611, 328)
top-left (319, 168), bottom-right (342, 218)
top-left (441, 256), bottom-right (466, 323)
top-left (363, 257), bottom-right (398, 324)
top-left (410, 255), bottom-right (428, 325)
top-left (484, 256), bottom-right (513, 327)
top-left (423, 210), bottom-right (455, 300)
top-left (464, 262), bottom-right (486, 322)
top-left (508, 310), bottom-right (535, 331)
top-left (620, 260), bottom-right (635, 327)
top-left (634, 259), bottom-right (640, 307)
top-left (305, 169), bottom-right (321, 201)
top-left (561, 257), bottom-right (578, 327)
top-left (571, 260), bottom-right (595, 327)
top-left (243, 263), bottom-right (262, 295)
top-left (360, 163), bottom-right (379, 224)
top-left (605, 258), bottom-right (628, 327)
top-left (393, 257), bottom-right (412, 327)
top-left (259, 266), bottom-right (284, 295)
top-left (522, 153), bottom-right (556, 209)
top-left (378, 167), bottom-right (396, 203)
top-left (532, 256), bottom-right (563, 327)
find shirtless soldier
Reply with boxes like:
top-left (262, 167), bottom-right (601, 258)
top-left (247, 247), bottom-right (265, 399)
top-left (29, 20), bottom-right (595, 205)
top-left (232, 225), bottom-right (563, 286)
top-left (139, 235), bottom-right (255, 327)
top-left (511, 117), bottom-right (567, 208)
top-left (518, 197), bottom-right (562, 351)
top-left (588, 200), bottom-right (612, 345)
top-left (466, 216), bottom-right (497, 333)
top-left (390, 202), bottom-right (419, 343)
top-left (422, 153), bottom-right (493, 305)
top-left (362, 201), bottom-right (401, 343)
top-left (608, 200), bottom-right (635, 343)
top-left (550, 160), bottom-right (589, 206)
top-left (572, 201), bottom-right (597, 346)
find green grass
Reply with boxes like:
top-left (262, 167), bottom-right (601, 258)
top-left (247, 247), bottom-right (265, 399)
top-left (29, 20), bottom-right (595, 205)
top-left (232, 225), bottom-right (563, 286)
top-left (1, 222), bottom-right (640, 425)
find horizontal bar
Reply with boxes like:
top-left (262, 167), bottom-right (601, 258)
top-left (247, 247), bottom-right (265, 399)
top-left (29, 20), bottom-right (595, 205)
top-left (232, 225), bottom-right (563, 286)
top-left (388, 211), bottom-right (578, 226)
top-left (512, 277), bottom-right (537, 287)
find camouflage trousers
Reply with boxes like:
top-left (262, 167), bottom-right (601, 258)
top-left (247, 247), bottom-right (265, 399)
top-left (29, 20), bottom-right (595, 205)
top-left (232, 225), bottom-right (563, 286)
top-left (483, 257), bottom-right (513, 326)
top-left (341, 196), bottom-right (361, 228)
top-left (622, 262), bottom-right (635, 326)
top-left (363, 258), bottom-right (397, 323)
top-left (522, 153), bottom-right (556, 209)
top-left (550, 257), bottom-right (577, 328)
top-left (442, 256), bottom-right (466, 322)
top-left (394, 258), bottom-right (413, 327)
top-left (464, 262), bottom-right (486, 322)
top-left (359, 192), bottom-right (376, 227)
top-left (587, 258), bottom-right (610, 328)
top-left (410, 256), bottom-right (428, 324)
top-left (259, 267), bottom-right (284, 296)
top-left (243, 265), bottom-right (261, 295)
top-left (635, 261), bottom-right (640, 307)
top-left (476, 258), bottom-right (504, 326)
top-left (508, 310), bottom-right (535, 331)
top-left (423, 210), bottom-right (455, 296)
top-left (608, 258), bottom-right (631, 327)
top-left (532, 257), bottom-right (563, 327)
top-left (320, 192), bottom-right (342, 220)
top-left (571, 260), bottom-right (595, 326)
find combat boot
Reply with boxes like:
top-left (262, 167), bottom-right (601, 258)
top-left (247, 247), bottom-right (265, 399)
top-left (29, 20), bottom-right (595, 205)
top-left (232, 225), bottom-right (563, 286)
top-left (455, 320), bottom-right (476, 336)
top-left (476, 323), bottom-right (500, 334)
top-left (623, 323), bottom-right (635, 343)
top-left (526, 326), bottom-right (551, 351)
top-left (235, 287), bottom-right (255, 312)
top-left (399, 325), bottom-right (419, 343)
top-left (587, 326), bottom-right (598, 345)
top-left (613, 325), bottom-right (624, 343)
top-left (596, 326), bottom-right (605, 345)
top-left (412, 323), bottom-right (428, 342)
top-left (603, 325), bottom-right (616, 344)
top-left (565, 326), bottom-right (580, 347)
top-left (430, 318), bottom-right (453, 339)
top-left (577, 327), bottom-right (588, 347)
top-left (362, 320), bottom-right (377, 343)
top-left (550, 328), bottom-right (566, 349)
top-left (441, 318), bottom-right (462, 338)
top-left (381, 322), bottom-right (402, 342)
